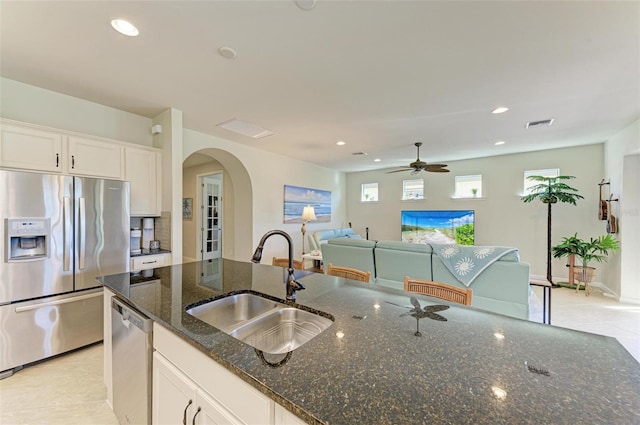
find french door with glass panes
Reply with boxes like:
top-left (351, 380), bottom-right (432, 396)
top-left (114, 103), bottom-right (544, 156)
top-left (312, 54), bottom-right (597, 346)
top-left (201, 175), bottom-right (222, 260)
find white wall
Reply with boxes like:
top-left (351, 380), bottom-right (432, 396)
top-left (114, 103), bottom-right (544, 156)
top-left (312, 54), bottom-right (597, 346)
top-left (346, 144), bottom-right (606, 284)
top-left (183, 129), bottom-right (346, 263)
top-left (605, 119), bottom-right (640, 303)
top-left (0, 78), bottom-right (153, 146)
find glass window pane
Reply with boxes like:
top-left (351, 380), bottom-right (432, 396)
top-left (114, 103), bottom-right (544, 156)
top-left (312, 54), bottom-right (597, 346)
top-left (362, 183), bottom-right (378, 202)
top-left (524, 169), bottom-right (559, 195)
top-left (402, 179), bottom-right (424, 200)
top-left (455, 175), bottom-right (482, 198)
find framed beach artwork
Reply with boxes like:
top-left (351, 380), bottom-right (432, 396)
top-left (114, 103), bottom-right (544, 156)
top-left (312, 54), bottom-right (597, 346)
top-left (284, 185), bottom-right (331, 224)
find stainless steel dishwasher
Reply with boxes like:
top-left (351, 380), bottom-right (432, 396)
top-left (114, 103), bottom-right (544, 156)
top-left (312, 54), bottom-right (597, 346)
top-left (111, 297), bottom-right (153, 425)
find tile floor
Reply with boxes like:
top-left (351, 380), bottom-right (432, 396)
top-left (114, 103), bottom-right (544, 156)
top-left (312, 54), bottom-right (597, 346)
top-left (0, 286), bottom-right (638, 425)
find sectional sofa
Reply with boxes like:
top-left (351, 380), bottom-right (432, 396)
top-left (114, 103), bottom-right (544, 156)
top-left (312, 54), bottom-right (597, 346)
top-left (320, 238), bottom-right (531, 320)
top-left (307, 227), bottom-right (360, 252)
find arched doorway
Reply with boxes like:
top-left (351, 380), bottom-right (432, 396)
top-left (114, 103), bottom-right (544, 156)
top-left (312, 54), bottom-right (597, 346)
top-left (182, 149), bottom-right (253, 262)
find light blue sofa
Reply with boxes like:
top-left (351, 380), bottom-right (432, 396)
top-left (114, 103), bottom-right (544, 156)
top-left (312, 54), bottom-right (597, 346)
top-left (307, 227), bottom-right (360, 252)
top-left (321, 238), bottom-right (531, 320)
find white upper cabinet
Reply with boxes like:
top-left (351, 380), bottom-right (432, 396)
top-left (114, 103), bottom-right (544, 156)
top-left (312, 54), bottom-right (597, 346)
top-left (67, 135), bottom-right (123, 179)
top-left (126, 147), bottom-right (161, 217)
top-left (0, 123), bottom-right (64, 173)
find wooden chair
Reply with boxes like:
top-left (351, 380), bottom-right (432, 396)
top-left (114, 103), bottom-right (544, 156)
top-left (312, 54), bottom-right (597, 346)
top-left (404, 277), bottom-right (472, 306)
top-left (327, 264), bottom-right (371, 283)
top-left (272, 257), bottom-right (304, 270)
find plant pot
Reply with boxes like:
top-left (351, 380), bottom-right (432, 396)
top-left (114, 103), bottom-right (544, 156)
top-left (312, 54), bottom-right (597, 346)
top-left (573, 266), bottom-right (596, 295)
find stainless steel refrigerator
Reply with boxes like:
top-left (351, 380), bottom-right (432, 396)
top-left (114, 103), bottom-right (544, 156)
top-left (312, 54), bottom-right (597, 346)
top-left (0, 169), bottom-right (130, 376)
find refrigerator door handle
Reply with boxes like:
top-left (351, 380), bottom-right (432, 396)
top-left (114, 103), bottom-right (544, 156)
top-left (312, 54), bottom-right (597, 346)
top-left (63, 196), bottom-right (72, 271)
top-left (14, 291), bottom-right (102, 312)
top-left (79, 197), bottom-right (86, 270)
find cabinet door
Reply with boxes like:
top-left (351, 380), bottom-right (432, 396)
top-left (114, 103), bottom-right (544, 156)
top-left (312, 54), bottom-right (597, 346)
top-left (0, 123), bottom-right (63, 172)
top-left (153, 352), bottom-right (198, 425)
top-left (68, 135), bottom-right (123, 179)
top-left (274, 404), bottom-right (307, 425)
top-left (126, 147), bottom-right (161, 216)
top-left (194, 389), bottom-right (243, 425)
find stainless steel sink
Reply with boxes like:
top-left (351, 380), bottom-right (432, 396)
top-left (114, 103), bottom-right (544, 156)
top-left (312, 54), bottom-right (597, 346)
top-left (186, 293), bottom-right (281, 332)
top-left (230, 307), bottom-right (333, 354)
top-left (186, 292), bottom-right (333, 354)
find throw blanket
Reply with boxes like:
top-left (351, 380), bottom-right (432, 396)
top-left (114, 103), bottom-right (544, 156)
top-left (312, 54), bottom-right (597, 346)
top-left (430, 244), bottom-right (518, 287)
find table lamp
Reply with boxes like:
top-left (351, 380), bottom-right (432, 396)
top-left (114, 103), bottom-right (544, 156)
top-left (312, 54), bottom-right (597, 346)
top-left (300, 205), bottom-right (317, 254)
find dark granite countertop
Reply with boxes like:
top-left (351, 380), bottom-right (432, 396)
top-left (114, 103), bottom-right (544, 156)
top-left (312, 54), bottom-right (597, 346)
top-left (99, 259), bottom-right (640, 425)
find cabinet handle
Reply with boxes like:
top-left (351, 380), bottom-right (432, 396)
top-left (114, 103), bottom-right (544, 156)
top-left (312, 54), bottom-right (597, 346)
top-left (192, 407), bottom-right (201, 425)
top-left (56, 153), bottom-right (59, 168)
top-left (182, 399), bottom-right (193, 425)
top-left (142, 260), bottom-right (157, 264)
top-left (71, 155), bottom-right (75, 169)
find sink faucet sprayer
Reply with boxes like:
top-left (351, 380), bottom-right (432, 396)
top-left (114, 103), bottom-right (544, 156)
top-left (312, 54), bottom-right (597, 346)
top-left (251, 230), bottom-right (305, 301)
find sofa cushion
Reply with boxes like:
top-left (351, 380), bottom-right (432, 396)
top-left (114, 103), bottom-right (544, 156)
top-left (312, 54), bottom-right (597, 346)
top-left (327, 238), bottom-right (376, 248)
top-left (376, 240), bottom-right (432, 253)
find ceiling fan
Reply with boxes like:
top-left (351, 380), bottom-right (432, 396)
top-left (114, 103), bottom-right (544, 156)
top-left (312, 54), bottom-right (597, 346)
top-left (386, 142), bottom-right (450, 174)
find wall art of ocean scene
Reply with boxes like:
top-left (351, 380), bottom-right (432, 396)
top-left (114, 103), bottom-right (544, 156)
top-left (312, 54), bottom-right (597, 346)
top-left (284, 185), bottom-right (332, 223)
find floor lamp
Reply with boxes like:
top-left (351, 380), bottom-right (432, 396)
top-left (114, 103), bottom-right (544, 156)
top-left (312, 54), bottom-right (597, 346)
top-left (300, 205), bottom-right (317, 254)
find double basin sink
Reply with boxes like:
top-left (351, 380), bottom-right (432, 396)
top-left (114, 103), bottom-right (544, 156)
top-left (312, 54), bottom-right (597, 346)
top-left (186, 292), bottom-right (333, 354)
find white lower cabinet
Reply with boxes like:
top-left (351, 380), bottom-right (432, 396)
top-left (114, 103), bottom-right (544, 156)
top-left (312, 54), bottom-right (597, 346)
top-left (153, 352), bottom-right (242, 425)
top-left (131, 253), bottom-right (170, 271)
top-left (152, 323), bottom-right (308, 425)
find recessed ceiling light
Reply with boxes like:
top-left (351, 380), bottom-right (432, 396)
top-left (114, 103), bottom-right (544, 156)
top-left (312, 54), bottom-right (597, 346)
top-left (374, 158), bottom-right (381, 162)
top-left (494, 140), bottom-right (506, 146)
top-left (492, 107), bottom-right (509, 114)
top-left (336, 141), bottom-right (346, 146)
top-left (295, 0), bottom-right (317, 10)
top-left (110, 19), bottom-right (139, 37)
top-left (218, 47), bottom-right (237, 59)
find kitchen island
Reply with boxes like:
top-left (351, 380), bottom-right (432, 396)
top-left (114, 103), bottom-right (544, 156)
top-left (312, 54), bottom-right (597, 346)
top-left (100, 259), bottom-right (640, 425)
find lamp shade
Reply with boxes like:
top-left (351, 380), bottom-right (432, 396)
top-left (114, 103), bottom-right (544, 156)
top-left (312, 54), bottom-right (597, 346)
top-left (301, 205), bottom-right (317, 221)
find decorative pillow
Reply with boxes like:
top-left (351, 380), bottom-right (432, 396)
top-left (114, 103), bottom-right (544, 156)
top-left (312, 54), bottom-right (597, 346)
top-left (348, 234), bottom-right (362, 239)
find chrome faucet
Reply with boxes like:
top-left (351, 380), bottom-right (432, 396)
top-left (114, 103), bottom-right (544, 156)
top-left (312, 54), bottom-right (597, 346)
top-left (251, 230), bottom-right (305, 302)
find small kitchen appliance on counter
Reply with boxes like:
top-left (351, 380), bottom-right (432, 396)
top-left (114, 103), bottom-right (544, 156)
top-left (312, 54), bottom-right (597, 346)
top-left (130, 229), bottom-right (142, 255)
top-left (142, 218), bottom-right (154, 252)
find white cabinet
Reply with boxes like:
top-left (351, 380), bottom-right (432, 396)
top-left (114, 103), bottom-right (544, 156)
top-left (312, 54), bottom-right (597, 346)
top-left (153, 352), bottom-right (243, 425)
top-left (0, 123), bottom-right (64, 173)
top-left (153, 323), bottom-right (274, 425)
top-left (67, 135), bottom-right (123, 179)
top-left (1, 121), bottom-right (124, 179)
top-left (125, 146), bottom-right (161, 216)
top-left (131, 253), bottom-right (170, 272)
top-left (274, 404), bottom-right (308, 425)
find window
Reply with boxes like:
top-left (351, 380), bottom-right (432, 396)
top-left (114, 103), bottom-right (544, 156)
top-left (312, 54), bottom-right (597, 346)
top-left (361, 183), bottom-right (378, 202)
top-left (454, 175), bottom-right (482, 198)
top-left (524, 168), bottom-right (559, 195)
top-left (402, 179), bottom-right (424, 200)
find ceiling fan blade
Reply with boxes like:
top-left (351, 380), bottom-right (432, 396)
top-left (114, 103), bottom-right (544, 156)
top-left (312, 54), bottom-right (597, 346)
top-left (426, 167), bottom-right (450, 173)
top-left (426, 163), bottom-right (447, 168)
top-left (386, 168), bottom-right (413, 174)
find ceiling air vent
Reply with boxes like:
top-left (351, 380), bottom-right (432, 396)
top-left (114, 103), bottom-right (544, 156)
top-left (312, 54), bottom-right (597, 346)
top-left (525, 118), bottom-right (555, 128)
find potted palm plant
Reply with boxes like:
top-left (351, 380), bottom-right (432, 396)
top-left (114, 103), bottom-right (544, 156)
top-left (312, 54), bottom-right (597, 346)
top-left (552, 233), bottom-right (619, 294)
top-left (521, 175), bottom-right (584, 286)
